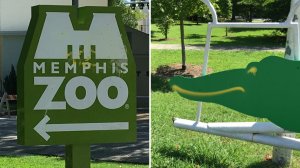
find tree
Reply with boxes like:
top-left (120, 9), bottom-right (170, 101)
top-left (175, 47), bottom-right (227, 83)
top-left (152, 0), bottom-right (175, 39)
top-left (239, 0), bottom-right (263, 22)
top-left (231, 0), bottom-right (239, 20)
top-left (152, 0), bottom-right (204, 69)
top-left (156, 17), bottom-right (174, 40)
top-left (263, 0), bottom-right (290, 22)
top-left (109, 0), bottom-right (145, 28)
top-left (189, 1), bottom-right (215, 24)
top-left (217, 0), bottom-right (232, 21)
top-left (151, 0), bottom-right (174, 39)
top-left (173, 0), bottom-right (203, 70)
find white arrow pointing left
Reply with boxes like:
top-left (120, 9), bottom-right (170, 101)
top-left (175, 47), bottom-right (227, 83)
top-left (34, 115), bottom-right (129, 141)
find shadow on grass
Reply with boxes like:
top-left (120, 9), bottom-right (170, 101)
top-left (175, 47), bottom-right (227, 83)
top-left (151, 30), bottom-right (159, 38)
top-left (151, 74), bottom-right (171, 93)
top-left (212, 35), bottom-right (286, 47)
top-left (157, 146), bottom-right (230, 168)
top-left (151, 38), bottom-right (168, 42)
top-left (0, 115), bottom-right (149, 164)
top-left (246, 160), bottom-right (280, 168)
top-left (228, 28), bottom-right (274, 33)
top-left (186, 34), bottom-right (206, 39)
top-left (174, 23), bottom-right (202, 26)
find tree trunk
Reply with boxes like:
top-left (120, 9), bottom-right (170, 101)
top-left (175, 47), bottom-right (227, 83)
top-left (249, 5), bottom-right (253, 22)
top-left (164, 24), bottom-right (168, 40)
top-left (180, 17), bottom-right (186, 70)
top-left (231, 0), bottom-right (237, 21)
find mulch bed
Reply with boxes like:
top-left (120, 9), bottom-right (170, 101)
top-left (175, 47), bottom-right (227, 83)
top-left (154, 63), bottom-right (213, 78)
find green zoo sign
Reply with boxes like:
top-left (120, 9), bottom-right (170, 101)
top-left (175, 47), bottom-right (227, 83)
top-left (17, 6), bottom-right (136, 145)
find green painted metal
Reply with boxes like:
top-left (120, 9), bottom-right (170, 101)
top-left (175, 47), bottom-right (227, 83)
top-left (170, 56), bottom-right (300, 132)
top-left (17, 5), bottom-right (136, 145)
top-left (65, 144), bottom-right (90, 168)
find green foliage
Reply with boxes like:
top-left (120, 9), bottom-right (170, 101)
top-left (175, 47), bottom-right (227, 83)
top-left (263, 0), bottom-right (291, 22)
top-left (231, 0), bottom-right (290, 23)
top-left (172, 0), bottom-right (203, 20)
top-left (188, 0), bottom-right (220, 23)
top-left (4, 65), bottom-right (17, 95)
top-left (152, 0), bottom-right (175, 39)
top-left (217, 0), bottom-right (232, 20)
top-left (110, 0), bottom-right (145, 28)
top-left (157, 17), bottom-right (174, 39)
top-left (238, 0), bottom-right (263, 22)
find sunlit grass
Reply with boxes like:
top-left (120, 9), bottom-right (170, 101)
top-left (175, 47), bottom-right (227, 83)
top-left (151, 49), bottom-right (300, 168)
top-left (0, 156), bottom-right (148, 168)
top-left (151, 22), bottom-right (286, 47)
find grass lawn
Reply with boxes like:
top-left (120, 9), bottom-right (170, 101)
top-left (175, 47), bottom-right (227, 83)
top-left (151, 49), bottom-right (300, 168)
top-left (151, 23), bottom-right (286, 47)
top-left (0, 156), bottom-right (148, 168)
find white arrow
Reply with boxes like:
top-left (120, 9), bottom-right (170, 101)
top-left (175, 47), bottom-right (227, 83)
top-left (34, 115), bottom-right (129, 141)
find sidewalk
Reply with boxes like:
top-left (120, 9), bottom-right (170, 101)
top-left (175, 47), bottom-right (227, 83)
top-left (0, 113), bottom-right (149, 164)
top-left (151, 43), bottom-right (285, 52)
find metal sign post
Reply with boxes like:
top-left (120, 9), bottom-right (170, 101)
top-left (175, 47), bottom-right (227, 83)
top-left (72, 0), bottom-right (79, 8)
top-left (17, 5), bottom-right (136, 168)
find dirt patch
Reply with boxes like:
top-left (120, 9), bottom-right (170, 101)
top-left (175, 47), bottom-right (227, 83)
top-left (154, 64), bottom-right (213, 78)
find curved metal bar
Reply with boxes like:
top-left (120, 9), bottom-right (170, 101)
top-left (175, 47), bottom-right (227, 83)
top-left (200, 0), bottom-right (218, 23)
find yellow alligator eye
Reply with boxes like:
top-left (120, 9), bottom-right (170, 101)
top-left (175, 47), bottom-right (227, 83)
top-left (247, 66), bottom-right (257, 76)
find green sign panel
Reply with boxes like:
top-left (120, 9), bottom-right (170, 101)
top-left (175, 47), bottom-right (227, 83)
top-left (170, 56), bottom-right (300, 132)
top-left (18, 5), bottom-right (136, 145)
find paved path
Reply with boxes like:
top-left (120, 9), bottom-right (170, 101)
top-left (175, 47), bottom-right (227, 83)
top-left (0, 113), bottom-right (149, 164)
top-left (151, 44), bottom-right (285, 52)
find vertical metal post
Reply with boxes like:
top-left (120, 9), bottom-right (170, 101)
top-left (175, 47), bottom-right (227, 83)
top-left (196, 24), bottom-right (213, 122)
top-left (72, 0), bottom-right (79, 8)
top-left (201, 24), bottom-right (213, 76)
top-left (272, 133), bottom-right (295, 167)
top-left (286, 0), bottom-right (300, 60)
top-left (65, 144), bottom-right (91, 168)
top-left (196, 102), bottom-right (202, 122)
top-left (108, 0), bottom-right (113, 7)
top-left (273, 1), bottom-right (299, 166)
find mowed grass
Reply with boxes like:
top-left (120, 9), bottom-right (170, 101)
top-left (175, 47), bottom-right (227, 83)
top-left (151, 23), bottom-right (286, 47)
top-left (151, 49), bottom-right (300, 168)
top-left (0, 156), bottom-right (148, 168)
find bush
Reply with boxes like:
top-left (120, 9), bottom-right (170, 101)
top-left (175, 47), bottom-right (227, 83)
top-left (4, 65), bottom-right (17, 95)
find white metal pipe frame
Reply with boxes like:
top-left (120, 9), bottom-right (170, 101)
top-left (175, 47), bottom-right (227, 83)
top-left (174, 0), bottom-right (300, 150)
top-left (174, 118), bottom-right (300, 151)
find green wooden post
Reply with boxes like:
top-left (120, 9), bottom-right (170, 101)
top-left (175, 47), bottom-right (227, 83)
top-left (65, 144), bottom-right (91, 168)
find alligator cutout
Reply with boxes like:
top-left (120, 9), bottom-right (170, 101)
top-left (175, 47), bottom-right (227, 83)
top-left (170, 56), bottom-right (300, 132)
